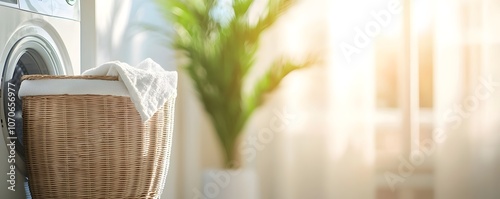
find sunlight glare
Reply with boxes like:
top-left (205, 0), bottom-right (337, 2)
top-left (413, 0), bottom-right (432, 33)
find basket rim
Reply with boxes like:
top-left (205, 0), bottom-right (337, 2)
top-left (21, 75), bottom-right (119, 81)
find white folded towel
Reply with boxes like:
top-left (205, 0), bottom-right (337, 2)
top-left (83, 58), bottom-right (178, 122)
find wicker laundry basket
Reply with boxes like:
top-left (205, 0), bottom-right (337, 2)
top-left (21, 75), bottom-right (175, 199)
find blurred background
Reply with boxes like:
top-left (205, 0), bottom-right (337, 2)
top-left (80, 0), bottom-right (500, 198)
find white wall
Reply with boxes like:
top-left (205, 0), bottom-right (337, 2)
top-left (81, 0), bottom-right (176, 70)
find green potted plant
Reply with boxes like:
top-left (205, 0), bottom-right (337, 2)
top-left (155, 0), bottom-right (314, 197)
top-left (155, 0), bottom-right (310, 168)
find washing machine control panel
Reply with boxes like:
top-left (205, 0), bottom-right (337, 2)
top-left (0, 0), bottom-right (17, 8)
top-left (53, 0), bottom-right (79, 21)
top-left (17, 0), bottom-right (80, 21)
top-left (19, 0), bottom-right (52, 15)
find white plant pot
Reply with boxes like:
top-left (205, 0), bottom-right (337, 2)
top-left (200, 169), bottom-right (259, 199)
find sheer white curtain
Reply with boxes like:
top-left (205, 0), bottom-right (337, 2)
top-left (434, 0), bottom-right (500, 198)
top-left (249, 0), bottom-right (376, 198)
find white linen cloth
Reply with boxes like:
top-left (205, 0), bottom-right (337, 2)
top-left (82, 58), bottom-right (177, 122)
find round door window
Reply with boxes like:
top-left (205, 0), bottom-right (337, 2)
top-left (3, 50), bottom-right (48, 161)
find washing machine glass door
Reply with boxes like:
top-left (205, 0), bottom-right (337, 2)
top-left (1, 36), bottom-right (63, 198)
top-left (3, 50), bottom-right (48, 160)
top-left (2, 36), bottom-right (63, 177)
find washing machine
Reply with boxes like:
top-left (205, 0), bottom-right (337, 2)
top-left (0, 0), bottom-right (80, 198)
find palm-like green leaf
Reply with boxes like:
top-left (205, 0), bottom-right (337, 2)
top-left (155, 0), bottom-right (312, 168)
